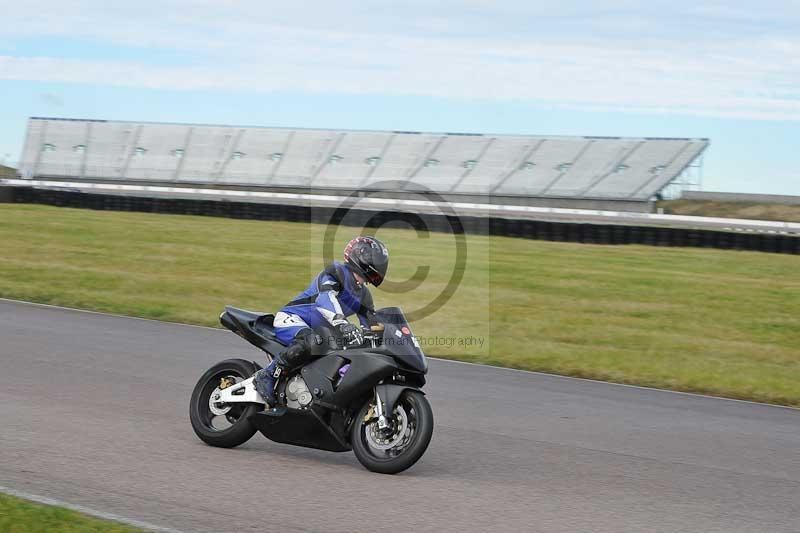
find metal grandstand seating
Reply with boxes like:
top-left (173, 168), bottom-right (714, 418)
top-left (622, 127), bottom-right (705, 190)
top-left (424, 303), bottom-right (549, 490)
top-left (18, 118), bottom-right (708, 204)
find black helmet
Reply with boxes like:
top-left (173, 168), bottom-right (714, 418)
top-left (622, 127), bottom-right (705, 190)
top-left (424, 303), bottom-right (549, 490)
top-left (343, 236), bottom-right (389, 286)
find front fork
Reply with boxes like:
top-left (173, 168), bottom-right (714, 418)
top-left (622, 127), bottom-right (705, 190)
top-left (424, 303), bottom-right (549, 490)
top-left (374, 388), bottom-right (390, 431)
top-left (370, 383), bottom-right (425, 431)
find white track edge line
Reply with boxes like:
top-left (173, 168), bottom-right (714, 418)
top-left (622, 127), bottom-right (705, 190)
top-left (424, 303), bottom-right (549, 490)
top-left (0, 485), bottom-right (182, 533)
top-left (2, 297), bottom-right (798, 412)
top-left (433, 357), bottom-right (800, 411)
top-left (0, 297), bottom-right (221, 331)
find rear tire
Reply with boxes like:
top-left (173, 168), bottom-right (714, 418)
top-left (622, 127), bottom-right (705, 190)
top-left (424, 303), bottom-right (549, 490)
top-left (190, 358), bottom-right (261, 448)
top-left (351, 390), bottom-right (433, 474)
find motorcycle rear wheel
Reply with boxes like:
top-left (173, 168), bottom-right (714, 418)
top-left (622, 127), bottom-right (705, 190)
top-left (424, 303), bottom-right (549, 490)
top-left (190, 358), bottom-right (262, 448)
top-left (351, 390), bottom-right (433, 474)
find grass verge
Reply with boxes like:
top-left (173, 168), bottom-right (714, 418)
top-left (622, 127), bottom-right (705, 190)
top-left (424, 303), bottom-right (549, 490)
top-left (1, 204), bottom-right (799, 405)
top-left (0, 493), bottom-right (140, 532)
top-left (659, 199), bottom-right (800, 222)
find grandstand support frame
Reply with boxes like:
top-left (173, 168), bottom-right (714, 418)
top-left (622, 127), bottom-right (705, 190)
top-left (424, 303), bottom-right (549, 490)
top-left (539, 139), bottom-right (594, 195)
top-left (489, 139), bottom-right (546, 194)
top-left (579, 140), bottom-right (645, 197)
top-left (660, 153), bottom-right (704, 200)
top-left (214, 128), bottom-right (245, 183)
top-left (405, 135), bottom-right (447, 184)
top-left (120, 125), bottom-right (143, 180)
top-left (449, 136), bottom-right (495, 192)
top-left (267, 131), bottom-right (294, 184)
top-left (357, 134), bottom-right (397, 188)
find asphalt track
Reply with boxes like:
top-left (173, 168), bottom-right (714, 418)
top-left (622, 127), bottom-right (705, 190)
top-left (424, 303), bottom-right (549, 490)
top-left (1, 299), bottom-right (798, 532)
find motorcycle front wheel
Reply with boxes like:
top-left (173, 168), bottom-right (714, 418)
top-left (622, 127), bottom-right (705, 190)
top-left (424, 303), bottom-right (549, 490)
top-left (189, 358), bottom-right (262, 448)
top-left (351, 390), bottom-right (434, 474)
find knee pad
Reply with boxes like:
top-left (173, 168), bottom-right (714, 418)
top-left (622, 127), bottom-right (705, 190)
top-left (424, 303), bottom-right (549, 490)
top-left (281, 342), bottom-right (308, 369)
top-left (295, 328), bottom-right (327, 357)
top-left (281, 328), bottom-right (325, 368)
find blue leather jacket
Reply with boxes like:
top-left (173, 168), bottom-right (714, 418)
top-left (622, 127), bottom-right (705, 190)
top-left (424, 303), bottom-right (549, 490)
top-left (279, 261), bottom-right (375, 330)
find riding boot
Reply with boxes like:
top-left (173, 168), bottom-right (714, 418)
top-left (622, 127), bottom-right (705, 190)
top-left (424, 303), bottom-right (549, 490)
top-left (253, 357), bottom-right (285, 406)
top-left (252, 333), bottom-right (314, 405)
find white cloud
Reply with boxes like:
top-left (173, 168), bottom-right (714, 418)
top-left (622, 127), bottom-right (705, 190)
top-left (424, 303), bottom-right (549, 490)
top-left (0, 1), bottom-right (799, 120)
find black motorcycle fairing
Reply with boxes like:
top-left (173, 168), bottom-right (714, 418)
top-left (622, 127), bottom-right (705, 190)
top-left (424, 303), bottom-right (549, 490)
top-left (251, 349), bottom-right (401, 454)
top-left (255, 358), bottom-right (422, 453)
top-left (249, 407), bottom-right (351, 452)
top-left (300, 350), bottom-right (400, 408)
top-left (374, 308), bottom-right (428, 373)
top-left (308, 353), bottom-right (348, 382)
top-left (224, 306), bottom-right (264, 326)
top-left (220, 306), bottom-right (285, 356)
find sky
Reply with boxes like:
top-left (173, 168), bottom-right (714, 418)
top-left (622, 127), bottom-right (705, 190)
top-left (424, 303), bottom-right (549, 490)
top-left (0, 1), bottom-right (798, 195)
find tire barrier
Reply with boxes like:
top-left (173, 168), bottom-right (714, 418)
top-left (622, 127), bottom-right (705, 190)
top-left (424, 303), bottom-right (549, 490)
top-left (12, 187), bottom-right (799, 255)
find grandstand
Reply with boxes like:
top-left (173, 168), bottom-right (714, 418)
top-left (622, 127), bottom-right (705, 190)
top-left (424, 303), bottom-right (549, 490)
top-left (16, 117), bottom-right (708, 212)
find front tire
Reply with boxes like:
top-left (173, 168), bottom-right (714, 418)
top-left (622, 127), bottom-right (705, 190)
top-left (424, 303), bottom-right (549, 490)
top-left (190, 358), bottom-right (261, 448)
top-left (351, 390), bottom-right (433, 474)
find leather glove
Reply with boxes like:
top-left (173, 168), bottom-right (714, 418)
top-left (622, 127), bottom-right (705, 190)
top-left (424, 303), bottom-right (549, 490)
top-left (338, 323), bottom-right (364, 346)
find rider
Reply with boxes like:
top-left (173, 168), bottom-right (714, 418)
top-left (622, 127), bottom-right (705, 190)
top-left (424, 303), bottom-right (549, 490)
top-left (253, 236), bottom-right (389, 405)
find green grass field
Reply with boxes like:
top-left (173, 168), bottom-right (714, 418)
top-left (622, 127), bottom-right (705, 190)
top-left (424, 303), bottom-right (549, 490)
top-left (1, 204), bottom-right (799, 405)
top-left (0, 165), bottom-right (16, 179)
top-left (0, 493), bottom-right (140, 532)
top-left (660, 199), bottom-right (800, 222)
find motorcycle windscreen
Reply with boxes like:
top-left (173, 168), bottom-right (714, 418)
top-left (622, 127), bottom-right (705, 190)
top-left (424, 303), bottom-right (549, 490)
top-left (374, 307), bottom-right (427, 373)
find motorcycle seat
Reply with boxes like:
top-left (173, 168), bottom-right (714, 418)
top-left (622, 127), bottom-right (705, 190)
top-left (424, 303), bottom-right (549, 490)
top-left (225, 306), bottom-right (279, 340)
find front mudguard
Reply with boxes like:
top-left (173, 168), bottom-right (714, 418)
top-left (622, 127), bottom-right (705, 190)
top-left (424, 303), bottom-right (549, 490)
top-left (376, 383), bottom-right (425, 417)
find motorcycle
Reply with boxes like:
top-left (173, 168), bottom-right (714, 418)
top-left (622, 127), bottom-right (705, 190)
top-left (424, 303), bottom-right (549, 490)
top-left (189, 306), bottom-right (433, 474)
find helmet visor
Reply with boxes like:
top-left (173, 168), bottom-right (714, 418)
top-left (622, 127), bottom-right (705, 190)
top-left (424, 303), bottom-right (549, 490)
top-left (364, 266), bottom-right (384, 286)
